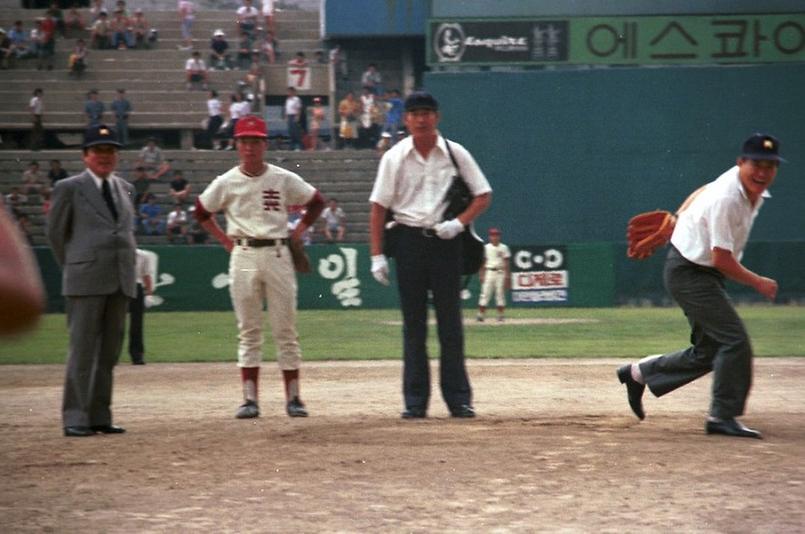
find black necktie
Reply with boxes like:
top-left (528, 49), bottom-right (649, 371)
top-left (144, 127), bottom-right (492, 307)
top-left (101, 179), bottom-right (118, 221)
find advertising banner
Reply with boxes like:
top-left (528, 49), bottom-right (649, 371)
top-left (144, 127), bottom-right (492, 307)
top-left (428, 14), bottom-right (805, 66)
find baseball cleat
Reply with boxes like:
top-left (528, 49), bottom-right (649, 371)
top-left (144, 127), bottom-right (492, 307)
top-left (286, 397), bottom-right (308, 417)
top-left (235, 400), bottom-right (260, 419)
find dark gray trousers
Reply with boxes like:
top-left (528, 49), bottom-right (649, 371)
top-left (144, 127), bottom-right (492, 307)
top-left (63, 291), bottom-right (129, 427)
top-left (639, 247), bottom-right (753, 419)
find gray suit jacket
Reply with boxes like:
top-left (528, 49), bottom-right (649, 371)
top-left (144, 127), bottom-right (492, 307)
top-left (47, 171), bottom-right (137, 298)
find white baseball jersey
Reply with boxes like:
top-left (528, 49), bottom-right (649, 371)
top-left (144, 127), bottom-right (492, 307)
top-left (483, 242), bottom-right (511, 270)
top-left (671, 165), bottom-right (769, 267)
top-left (198, 164), bottom-right (316, 239)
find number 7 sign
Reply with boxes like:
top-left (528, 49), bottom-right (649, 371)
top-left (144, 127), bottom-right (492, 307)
top-left (287, 66), bottom-right (311, 90)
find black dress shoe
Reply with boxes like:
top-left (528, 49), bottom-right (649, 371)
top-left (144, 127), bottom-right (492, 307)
top-left (401, 408), bottom-right (426, 419)
top-left (450, 405), bottom-right (476, 418)
top-left (617, 364), bottom-right (645, 420)
top-left (705, 418), bottom-right (762, 439)
top-left (132, 360), bottom-right (145, 365)
top-left (64, 426), bottom-right (94, 437)
top-left (90, 424), bottom-right (126, 434)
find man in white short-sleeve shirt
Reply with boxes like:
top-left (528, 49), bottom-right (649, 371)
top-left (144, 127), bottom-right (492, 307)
top-left (194, 115), bottom-right (325, 420)
top-left (369, 91), bottom-right (492, 420)
top-left (617, 133), bottom-right (784, 439)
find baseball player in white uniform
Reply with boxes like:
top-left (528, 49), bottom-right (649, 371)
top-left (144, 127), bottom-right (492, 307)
top-left (477, 228), bottom-right (511, 322)
top-left (193, 115), bottom-right (325, 419)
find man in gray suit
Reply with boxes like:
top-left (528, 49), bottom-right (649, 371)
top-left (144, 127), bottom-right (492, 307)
top-left (47, 124), bottom-right (137, 437)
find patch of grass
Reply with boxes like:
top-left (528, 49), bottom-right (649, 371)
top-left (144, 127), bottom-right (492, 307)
top-left (1, 306), bottom-right (802, 365)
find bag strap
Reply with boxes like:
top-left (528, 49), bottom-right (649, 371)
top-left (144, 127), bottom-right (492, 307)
top-left (443, 137), bottom-right (463, 182)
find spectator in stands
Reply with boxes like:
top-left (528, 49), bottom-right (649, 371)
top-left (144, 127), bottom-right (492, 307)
top-left (308, 97), bottom-right (325, 151)
top-left (90, 11), bottom-right (111, 49)
top-left (137, 137), bottom-right (171, 180)
top-left (376, 131), bottom-right (392, 155)
top-left (115, 0), bottom-right (130, 16)
top-left (65, 4), bottom-right (87, 36)
top-left (131, 9), bottom-right (154, 49)
top-left (168, 170), bottom-right (191, 205)
top-left (222, 92), bottom-right (244, 150)
top-left (48, 159), bottom-right (68, 186)
top-left (41, 188), bottom-right (52, 215)
top-left (110, 9), bottom-right (134, 50)
top-left (288, 50), bottom-right (307, 68)
top-left (284, 86), bottom-right (304, 151)
top-left (90, 0), bottom-right (108, 22)
top-left (236, 0), bottom-right (260, 38)
top-left (34, 16), bottom-right (56, 71)
top-left (262, 0), bottom-right (275, 35)
top-left (8, 21), bottom-right (32, 65)
top-left (129, 165), bottom-right (151, 211)
top-left (236, 30), bottom-right (253, 70)
top-left (166, 204), bottom-right (190, 243)
top-left (48, 2), bottom-right (66, 38)
top-left (361, 63), bottom-right (383, 96)
top-left (383, 89), bottom-right (404, 144)
top-left (29, 88), bottom-right (45, 151)
top-left (23, 161), bottom-right (45, 195)
top-left (337, 91), bottom-right (359, 149)
top-left (110, 88), bottom-right (132, 147)
top-left (0, 29), bottom-right (11, 70)
top-left (314, 50), bottom-right (327, 64)
top-left (359, 86), bottom-right (381, 149)
top-left (5, 187), bottom-right (28, 209)
top-left (185, 50), bottom-right (209, 91)
top-left (14, 212), bottom-right (34, 245)
top-left (139, 193), bottom-right (164, 235)
top-left (258, 29), bottom-right (276, 64)
top-left (209, 29), bottom-right (233, 70)
top-left (177, 0), bottom-right (195, 51)
top-left (321, 198), bottom-right (346, 242)
top-left (84, 89), bottom-right (105, 127)
top-left (206, 89), bottom-right (224, 150)
top-left (329, 44), bottom-right (347, 81)
top-left (22, 161), bottom-right (43, 193)
top-left (68, 38), bottom-right (88, 78)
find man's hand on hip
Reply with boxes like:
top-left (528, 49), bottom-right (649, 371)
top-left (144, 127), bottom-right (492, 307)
top-left (434, 218), bottom-right (464, 240)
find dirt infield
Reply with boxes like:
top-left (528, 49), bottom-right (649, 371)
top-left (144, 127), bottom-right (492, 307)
top-left (1, 358), bottom-right (804, 533)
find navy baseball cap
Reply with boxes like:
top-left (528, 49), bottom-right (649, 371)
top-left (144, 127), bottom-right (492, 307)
top-left (404, 91), bottom-right (439, 112)
top-left (741, 133), bottom-right (785, 163)
top-left (83, 124), bottom-right (122, 149)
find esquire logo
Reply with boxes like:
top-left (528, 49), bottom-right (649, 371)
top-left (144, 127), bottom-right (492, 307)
top-left (433, 22), bottom-right (531, 63)
top-left (434, 23), bottom-right (466, 61)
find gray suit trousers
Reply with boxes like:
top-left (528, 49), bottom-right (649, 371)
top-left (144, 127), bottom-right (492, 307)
top-left (63, 291), bottom-right (129, 427)
top-left (639, 247), bottom-right (753, 419)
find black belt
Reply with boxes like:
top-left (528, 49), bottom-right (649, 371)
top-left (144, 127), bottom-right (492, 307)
top-left (487, 268), bottom-right (501, 271)
top-left (398, 224), bottom-right (438, 238)
top-left (233, 238), bottom-right (289, 247)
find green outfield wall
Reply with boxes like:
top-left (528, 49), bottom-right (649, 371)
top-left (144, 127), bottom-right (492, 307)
top-left (34, 241), bottom-right (803, 312)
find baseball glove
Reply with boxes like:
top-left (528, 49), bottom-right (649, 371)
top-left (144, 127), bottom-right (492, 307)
top-left (288, 238), bottom-right (311, 273)
top-left (626, 210), bottom-right (676, 260)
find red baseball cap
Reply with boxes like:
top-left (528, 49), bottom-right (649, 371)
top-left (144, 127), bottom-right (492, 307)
top-left (488, 228), bottom-right (501, 235)
top-left (234, 115), bottom-right (268, 138)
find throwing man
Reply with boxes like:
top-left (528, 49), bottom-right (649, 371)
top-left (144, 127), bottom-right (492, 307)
top-left (194, 115), bottom-right (325, 419)
top-left (617, 133), bottom-right (784, 439)
top-left (477, 228), bottom-right (511, 323)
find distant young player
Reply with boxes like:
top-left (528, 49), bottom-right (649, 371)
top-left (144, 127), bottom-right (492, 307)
top-left (477, 227), bottom-right (511, 322)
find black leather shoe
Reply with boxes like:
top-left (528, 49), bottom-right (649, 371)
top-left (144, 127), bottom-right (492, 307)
top-left (450, 405), bottom-right (476, 418)
top-left (64, 426), bottom-right (94, 437)
top-left (132, 360), bottom-right (145, 365)
top-left (617, 364), bottom-right (645, 420)
top-left (90, 424), bottom-right (126, 434)
top-left (705, 418), bottom-right (762, 439)
top-left (401, 408), bottom-right (426, 419)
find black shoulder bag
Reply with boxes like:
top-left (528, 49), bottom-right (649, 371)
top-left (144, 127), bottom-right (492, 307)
top-left (443, 139), bottom-right (485, 275)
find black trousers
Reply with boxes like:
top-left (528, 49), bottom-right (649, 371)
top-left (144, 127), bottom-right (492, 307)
top-left (128, 283), bottom-right (145, 363)
top-left (394, 225), bottom-right (471, 412)
top-left (640, 246), bottom-right (753, 419)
